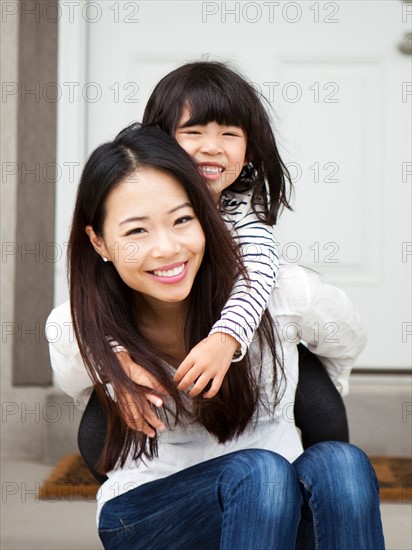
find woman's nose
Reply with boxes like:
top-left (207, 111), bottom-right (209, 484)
top-left (151, 232), bottom-right (181, 258)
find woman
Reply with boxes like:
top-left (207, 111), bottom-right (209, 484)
top-left (47, 124), bottom-right (384, 549)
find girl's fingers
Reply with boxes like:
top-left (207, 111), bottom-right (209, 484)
top-left (173, 358), bottom-right (193, 383)
top-left (132, 372), bottom-right (166, 394)
top-left (142, 425), bottom-right (156, 438)
top-left (188, 373), bottom-right (212, 397)
top-left (203, 376), bottom-right (223, 399)
top-left (145, 393), bottom-right (163, 408)
top-left (123, 360), bottom-right (167, 395)
top-left (120, 392), bottom-right (166, 434)
top-left (140, 405), bottom-right (166, 434)
top-left (125, 410), bottom-right (164, 436)
top-left (176, 364), bottom-right (207, 390)
top-left (117, 353), bottom-right (168, 398)
top-left (126, 415), bottom-right (155, 438)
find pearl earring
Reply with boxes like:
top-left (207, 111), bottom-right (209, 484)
top-left (102, 257), bottom-right (108, 262)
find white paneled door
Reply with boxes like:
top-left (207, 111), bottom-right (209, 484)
top-left (57, 1), bottom-right (411, 370)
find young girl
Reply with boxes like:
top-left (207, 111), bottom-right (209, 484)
top-left (143, 61), bottom-right (287, 396)
top-left (46, 124), bottom-right (384, 549)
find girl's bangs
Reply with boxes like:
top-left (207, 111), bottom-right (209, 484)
top-left (182, 87), bottom-right (250, 132)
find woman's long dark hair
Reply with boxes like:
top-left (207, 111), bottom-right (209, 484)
top-left (69, 124), bottom-right (280, 473)
top-left (142, 60), bottom-right (293, 225)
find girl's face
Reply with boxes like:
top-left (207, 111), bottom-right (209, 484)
top-left (86, 167), bottom-right (205, 310)
top-left (174, 107), bottom-right (248, 201)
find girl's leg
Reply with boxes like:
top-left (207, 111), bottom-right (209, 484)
top-left (295, 343), bottom-right (349, 448)
top-left (293, 441), bottom-right (385, 550)
top-left (98, 449), bottom-right (301, 550)
top-left (77, 389), bottom-right (107, 484)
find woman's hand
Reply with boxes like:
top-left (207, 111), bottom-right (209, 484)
top-left (174, 333), bottom-right (239, 398)
top-left (116, 352), bottom-right (167, 437)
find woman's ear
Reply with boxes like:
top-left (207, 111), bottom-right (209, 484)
top-left (85, 226), bottom-right (109, 261)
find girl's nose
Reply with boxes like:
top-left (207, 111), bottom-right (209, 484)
top-left (200, 137), bottom-right (222, 155)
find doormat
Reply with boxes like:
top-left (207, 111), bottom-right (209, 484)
top-left (369, 456), bottom-right (411, 503)
top-left (38, 454), bottom-right (411, 502)
top-left (38, 453), bottom-right (99, 501)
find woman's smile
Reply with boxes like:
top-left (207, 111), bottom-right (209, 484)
top-left (147, 261), bottom-right (188, 283)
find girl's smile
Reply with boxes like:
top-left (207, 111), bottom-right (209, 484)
top-left (197, 162), bottom-right (224, 181)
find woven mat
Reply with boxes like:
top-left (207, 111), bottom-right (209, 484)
top-left (39, 453), bottom-right (411, 502)
top-left (38, 454), bottom-right (99, 500)
top-left (369, 456), bottom-right (411, 503)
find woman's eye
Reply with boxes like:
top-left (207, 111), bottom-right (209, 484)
top-left (175, 216), bottom-right (193, 225)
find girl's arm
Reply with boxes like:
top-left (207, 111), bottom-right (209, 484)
top-left (45, 301), bottom-right (166, 436)
top-left (209, 211), bottom-right (278, 358)
top-left (174, 194), bottom-right (278, 398)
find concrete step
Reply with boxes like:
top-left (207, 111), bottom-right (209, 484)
top-left (343, 375), bottom-right (411, 457)
top-left (43, 392), bottom-right (83, 465)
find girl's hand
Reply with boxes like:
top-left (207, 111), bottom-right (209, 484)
top-left (116, 352), bottom-right (167, 437)
top-left (174, 333), bottom-right (239, 398)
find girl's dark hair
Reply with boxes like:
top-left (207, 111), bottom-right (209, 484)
top-left (69, 124), bottom-right (280, 473)
top-left (143, 60), bottom-right (293, 224)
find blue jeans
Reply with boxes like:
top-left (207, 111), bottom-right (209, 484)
top-left (98, 442), bottom-right (385, 550)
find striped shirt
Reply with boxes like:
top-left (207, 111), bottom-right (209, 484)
top-left (210, 189), bottom-right (278, 360)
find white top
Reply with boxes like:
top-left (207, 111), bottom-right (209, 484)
top-left (46, 263), bottom-right (367, 524)
top-left (210, 189), bottom-right (279, 359)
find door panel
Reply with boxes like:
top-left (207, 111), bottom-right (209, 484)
top-left (57, 1), bottom-right (411, 369)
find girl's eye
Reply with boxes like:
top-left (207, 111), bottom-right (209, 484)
top-left (175, 216), bottom-right (193, 225)
top-left (223, 129), bottom-right (242, 137)
top-left (125, 227), bottom-right (146, 236)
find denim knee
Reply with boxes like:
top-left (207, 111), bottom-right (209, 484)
top-left (217, 449), bottom-right (300, 509)
top-left (326, 442), bottom-right (379, 509)
top-left (295, 441), bottom-right (380, 510)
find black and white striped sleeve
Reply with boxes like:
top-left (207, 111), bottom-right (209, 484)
top-left (209, 194), bottom-right (279, 361)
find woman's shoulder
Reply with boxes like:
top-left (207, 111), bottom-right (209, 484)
top-left (46, 300), bottom-right (71, 323)
top-left (45, 300), bottom-right (77, 354)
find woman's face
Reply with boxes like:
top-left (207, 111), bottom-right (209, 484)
top-left (87, 167), bottom-right (205, 309)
